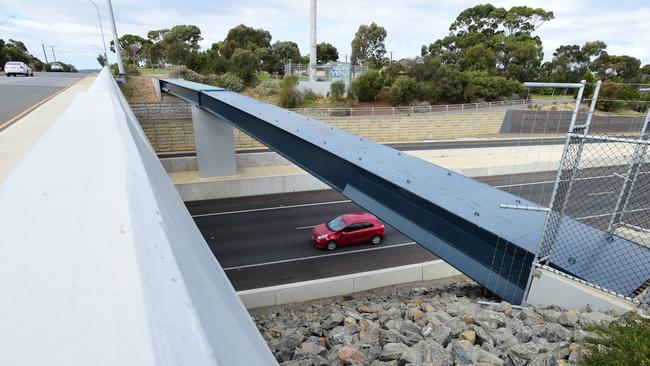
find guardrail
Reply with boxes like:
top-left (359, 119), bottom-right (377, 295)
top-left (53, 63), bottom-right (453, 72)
top-left (0, 68), bottom-right (275, 365)
top-left (292, 99), bottom-right (533, 118)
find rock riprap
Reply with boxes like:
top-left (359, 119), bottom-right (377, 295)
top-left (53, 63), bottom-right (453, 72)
top-left (250, 282), bottom-right (619, 365)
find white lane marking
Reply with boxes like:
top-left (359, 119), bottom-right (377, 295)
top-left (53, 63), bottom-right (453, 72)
top-left (222, 241), bottom-right (417, 271)
top-left (588, 191), bottom-right (614, 196)
top-left (296, 225), bottom-right (317, 230)
top-left (195, 172), bottom-right (646, 217)
top-left (192, 199), bottom-right (352, 218)
top-left (574, 207), bottom-right (650, 220)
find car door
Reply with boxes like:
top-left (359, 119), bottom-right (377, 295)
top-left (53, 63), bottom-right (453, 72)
top-left (339, 223), bottom-right (365, 245)
top-left (356, 222), bottom-right (376, 242)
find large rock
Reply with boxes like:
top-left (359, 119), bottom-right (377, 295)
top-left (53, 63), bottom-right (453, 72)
top-left (338, 346), bottom-right (368, 364)
top-left (379, 343), bottom-right (410, 361)
top-left (579, 311), bottom-right (614, 325)
top-left (275, 333), bottom-right (305, 361)
top-left (379, 329), bottom-right (402, 345)
top-left (323, 312), bottom-right (345, 330)
top-left (545, 323), bottom-right (571, 342)
top-left (360, 319), bottom-right (380, 345)
top-left (399, 348), bottom-right (422, 364)
top-left (300, 341), bottom-right (327, 356)
top-left (507, 342), bottom-right (539, 366)
top-left (327, 326), bottom-right (355, 346)
top-left (413, 340), bottom-right (453, 366)
top-left (476, 349), bottom-right (503, 365)
top-left (428, 324), bottom-right (452, 345)
top-left (451, 340), bottom-right (478, 365)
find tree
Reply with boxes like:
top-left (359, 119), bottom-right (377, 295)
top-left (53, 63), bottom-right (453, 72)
top-left (351, 23), bottom-right (387, 68)
top-left (110, 34), bottom-right (151, 66)
top-left (350, 69), bottom-right (384, 102)
top-left (146, 29), bottom-right (169, 66)
top-left (317, 42), bottom-right (338, 64)
top-left (269, 41), bottom-right (301, 74)
top-left (230, 48), bottom-right (259, 86)
top-left (545, 41), bottom-right (606, 82)
top-left (162, 25), bottom-right (202, 65)
top-left (390, 76), bottom-right (419, 105)
top-left (219, 24), bottom-right (271, 60)
top-left (592, 53), bottom-right (642, 83)
top-left (422, 5), bottom-right (552, 82)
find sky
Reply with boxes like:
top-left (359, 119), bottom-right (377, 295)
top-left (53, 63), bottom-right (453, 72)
top-left (0, 0), bottom-right (649, 70)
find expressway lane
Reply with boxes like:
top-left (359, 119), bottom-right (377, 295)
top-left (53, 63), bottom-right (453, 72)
top-left (187, 166), bottom-right (650, 290)
top-left (0, 72), bottom-right (86, 130)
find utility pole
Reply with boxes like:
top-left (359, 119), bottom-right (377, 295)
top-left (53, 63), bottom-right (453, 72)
top-left (309, 0), bottom-right (317, 82)
top-left (41, 43), bottom-right (49, 64)
top-left (89, 0), bottom-right (108, 63)
top-left (106, 0), bottom-right (126, 81)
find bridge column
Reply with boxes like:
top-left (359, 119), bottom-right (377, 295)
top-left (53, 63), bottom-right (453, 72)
top-left (191, 105), bottom-right (236, 177)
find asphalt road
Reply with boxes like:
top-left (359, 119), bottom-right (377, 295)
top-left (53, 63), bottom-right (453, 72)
top-left (187, 166), bottom-right (650, 290)
top-left (161, 137), bottom-right (567, 158)
top-left (0, 72), bottom-right (86, 129)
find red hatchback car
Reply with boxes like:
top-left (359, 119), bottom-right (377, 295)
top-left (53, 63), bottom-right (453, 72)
top-left (312, 212), bottom-right (385, 250)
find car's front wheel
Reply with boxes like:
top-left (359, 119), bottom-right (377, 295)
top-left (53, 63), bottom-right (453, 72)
top-left (371, 235), bottom-right (383, 245)
top-left (326, 241), bottom-right (337, 251)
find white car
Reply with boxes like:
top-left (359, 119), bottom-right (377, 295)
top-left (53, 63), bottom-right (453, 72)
top-left (50, 63), bottom-right (64, 72)
top-left (4, 61), bottom-right (33, 77)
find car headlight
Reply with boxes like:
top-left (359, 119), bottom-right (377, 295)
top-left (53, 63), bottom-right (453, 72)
top-left (317, 235), bottom-right (328, 241)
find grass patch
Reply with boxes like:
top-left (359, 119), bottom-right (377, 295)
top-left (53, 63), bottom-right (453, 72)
top-left (581, 313), bottom-right (650, 366)
top-left (256, 71), bottom-right (275, 81)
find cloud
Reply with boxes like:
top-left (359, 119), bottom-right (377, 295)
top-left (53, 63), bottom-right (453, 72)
top-left (0, 0), bottom-right (648, 70)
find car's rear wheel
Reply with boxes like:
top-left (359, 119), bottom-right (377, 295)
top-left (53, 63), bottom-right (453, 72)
top-left (326, 241), bottom-right (337, 251)
top-left (371, 235), bottom-right (382, 245)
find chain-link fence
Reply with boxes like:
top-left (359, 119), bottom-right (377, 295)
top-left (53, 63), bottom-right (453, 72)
top-left (534, 131), bottom-right (650, 307)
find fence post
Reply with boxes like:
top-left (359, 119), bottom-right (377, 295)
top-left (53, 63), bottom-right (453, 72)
top-left (372, 107), bottom-right (375, 116)
top-left (392, 107), bottom-right (395, 116)
top-left (461, 104), bottom-right (464, 111)
top-left (446, 105), bottom-right (449, 112)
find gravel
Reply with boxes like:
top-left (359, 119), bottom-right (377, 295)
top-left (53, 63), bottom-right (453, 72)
top-left (250, 281), bottom-right (623, 365)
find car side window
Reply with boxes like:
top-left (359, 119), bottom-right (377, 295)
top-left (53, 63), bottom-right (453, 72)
top-left (343, 223), bottom-right (363, 232)
top-left (343, 222), bottom-right (374, 232)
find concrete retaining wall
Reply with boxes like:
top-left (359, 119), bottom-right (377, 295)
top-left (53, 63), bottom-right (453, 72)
top-left (238, 259), bottom-right (461, 309)
top-left (501, 110), bottom-right (646, 135)
top-left (139, 109), bottom-right (508, 154)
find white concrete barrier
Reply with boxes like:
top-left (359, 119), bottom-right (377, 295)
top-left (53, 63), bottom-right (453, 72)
top-left (237, 260), bottom-right (462, 309)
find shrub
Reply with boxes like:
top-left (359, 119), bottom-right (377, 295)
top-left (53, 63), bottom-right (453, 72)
top-left (303, 89), bottom-right (319, 102)
top-left (350, 70), bottom-right (384, 102)
top-left (170, 65), bottom-right (206, 83)
top-left (418, 82), bottom-right (441, 104)
top-left (581, 313), bottom-right (650, 366)
top-left (230, 49), bottom-right (259, 86)
top-left (208, 72), bottom-right (245, 92)
top-left (254, 79), bottom-right (280, 97)
top-left (330, 80), bottom-right (346, 100)
top-left (279, 75), bottom-right (303, 108)
top-left (597, 83), bottom-right (640, 112)
top-left (390, 76), bottom-right (419, 105)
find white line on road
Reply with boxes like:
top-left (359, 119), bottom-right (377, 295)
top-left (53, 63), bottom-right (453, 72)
top-left (296, 225), bottom-right (317, 230)
top-left (192, 199), bottom-right (352, 218)
top-left (588, 191), bottom-right (614, 196)
top-left (222, 241), bottom-right (417, 271)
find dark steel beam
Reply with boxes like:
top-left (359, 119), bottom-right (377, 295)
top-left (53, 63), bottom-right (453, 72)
top-left (159, 78), bottom-right (649, 305)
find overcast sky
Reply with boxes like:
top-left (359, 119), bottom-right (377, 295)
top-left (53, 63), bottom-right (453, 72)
top-left (1, 0), bottom-right (649, 70)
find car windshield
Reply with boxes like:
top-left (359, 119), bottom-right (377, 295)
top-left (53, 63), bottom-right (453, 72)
top-left (326, 216), bottom-right (347, 231)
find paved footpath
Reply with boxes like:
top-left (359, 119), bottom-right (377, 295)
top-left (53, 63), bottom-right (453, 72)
top-left (0, 75), bottom-right (94, 183)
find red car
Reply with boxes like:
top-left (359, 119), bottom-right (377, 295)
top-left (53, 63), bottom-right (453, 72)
top-left (312, 212), bottom-right (385, 250)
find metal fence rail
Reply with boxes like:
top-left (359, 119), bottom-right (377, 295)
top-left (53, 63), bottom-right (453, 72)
top-left (292, 99), bottom-right (532, 118)
top-left (530, 82), bottom-right (650, 307)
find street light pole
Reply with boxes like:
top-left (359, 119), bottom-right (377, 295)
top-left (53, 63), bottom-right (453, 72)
top-left (89, 0), bottom-right (108, 63)
top-left (106, 0), bottom-right (126, 81)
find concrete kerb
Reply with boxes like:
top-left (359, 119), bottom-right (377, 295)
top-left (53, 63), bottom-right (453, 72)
top-left (237, 259), bottom-right (462, 309)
